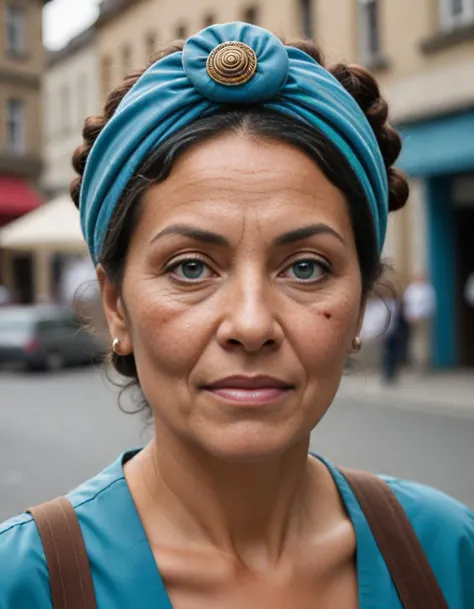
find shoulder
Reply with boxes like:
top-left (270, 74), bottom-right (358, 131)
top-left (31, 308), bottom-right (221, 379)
top-left (0, 454), bottom-right (128, 609)
top-left (383, 476), bottom-right (474, 607)
top-left (0, 512), bottom-right (51, 608)
top-left (383, 475), bottom-right (474, 536)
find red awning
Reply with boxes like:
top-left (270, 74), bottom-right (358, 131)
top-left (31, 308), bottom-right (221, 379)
top-left (0, 177), bottom-right (43, 216)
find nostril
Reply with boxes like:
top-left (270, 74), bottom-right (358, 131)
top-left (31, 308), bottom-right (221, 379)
top-left (225, 337), bottom-right (278, 349)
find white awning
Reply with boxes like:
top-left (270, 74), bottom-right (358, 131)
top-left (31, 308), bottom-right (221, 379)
top-left (0, 195), bottom-right (87, 254)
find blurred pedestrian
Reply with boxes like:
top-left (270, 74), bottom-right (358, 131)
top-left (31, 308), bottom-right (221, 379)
top-left (1, 21), bottom-right (471, 609)
top-left (381, 295), bottom-right (409, 384)
top-left (403, 274), bottom-right (436, 372)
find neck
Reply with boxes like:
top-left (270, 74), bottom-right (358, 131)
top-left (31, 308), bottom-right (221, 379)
top-left (127, 432), bottom-right (326, 565)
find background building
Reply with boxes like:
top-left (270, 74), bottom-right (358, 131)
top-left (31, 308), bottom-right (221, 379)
top-left (371, 0), bottom-right (474, 369)
top-left (0, 0), bottom-right (51, 302)
top-left (42, 26), bottom-right (100, 199)
top-left (22, 26), bottom-right (101, 305)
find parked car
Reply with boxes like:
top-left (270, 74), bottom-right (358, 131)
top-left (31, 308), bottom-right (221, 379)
top-left (0, 305), bottom-right (106, 372)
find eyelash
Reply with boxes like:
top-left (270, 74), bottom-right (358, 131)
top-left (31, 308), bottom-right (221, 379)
top-left (164, 255), bottom-right (331, 284)
top-left (164, 256), bottom-right (215, 282)
top-left (282, 257), bottom-right (331, 283)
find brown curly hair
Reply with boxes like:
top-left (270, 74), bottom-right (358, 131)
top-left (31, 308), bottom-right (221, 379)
top-left (71, 38), bottom-right (409, 410)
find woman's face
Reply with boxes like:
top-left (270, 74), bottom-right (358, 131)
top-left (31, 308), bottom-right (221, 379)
top-left (102, 134), bottom-right (365, 461)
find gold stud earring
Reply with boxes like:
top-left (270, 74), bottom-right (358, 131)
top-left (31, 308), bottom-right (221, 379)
top-left (112, 337), bottom-right (121, 355)
top-left (351, 337), bottom-right (362, 353)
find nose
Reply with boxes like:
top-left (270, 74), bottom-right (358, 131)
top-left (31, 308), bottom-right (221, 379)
top-left (216, 272), bottom-right (283, 353)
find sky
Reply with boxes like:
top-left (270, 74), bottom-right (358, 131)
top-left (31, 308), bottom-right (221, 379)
top-left (43, 0), bottom-right (100, 50)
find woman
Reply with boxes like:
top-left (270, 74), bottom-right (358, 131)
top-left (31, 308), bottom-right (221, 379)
top-left (1, 22), bottom-right (473, 609)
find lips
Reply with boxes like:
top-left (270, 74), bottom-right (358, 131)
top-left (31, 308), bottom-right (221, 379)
top-left (203, 376), bottom-right (293, 406)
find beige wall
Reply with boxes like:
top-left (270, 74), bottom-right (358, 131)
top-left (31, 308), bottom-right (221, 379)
top-left (315, 0), bottom-right (473, 76)
top-left (43, 41), bottom-right (101, 196)
top-left (317, 0), bottom-right (474, 121)
top-left (381, 0), bottom-right (471, 77)
top-left (406, 179), bottom-right (429, 278)
top-left (315, 0), bottom-right (357, 62)
top-left (378, 1), bottom-right (474, 121)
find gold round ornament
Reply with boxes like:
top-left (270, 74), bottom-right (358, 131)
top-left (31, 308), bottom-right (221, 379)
top-left (206, 41), bottom-right (257, 86)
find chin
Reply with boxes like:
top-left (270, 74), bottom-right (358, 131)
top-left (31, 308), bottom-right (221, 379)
top-left (191, 421), bottom-right (310, 463)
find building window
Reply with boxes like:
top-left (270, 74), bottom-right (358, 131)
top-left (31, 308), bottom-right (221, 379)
top-left (102, 55), bottom-right (112, 98)
top-left (60, 84), bottom-right (71, 134)
top-left (300, 0), bottom-right (314, 38)
top-left (358, 0), bottom-right (381, 60)
top-left (439, 0), bottom-right (474, 30)
top-left (122, 44), bottom-right (132, 77)
top-left (203, 14), bottom-right (216, 28)
top-left (243, 6), bottom-right (259, 24)
top-left (5, 3), bottom-right (26, 55)
top-left (6, 98), bottom-right (26, 154)
top-left (145, 31), bottom-right (157, 61)
top-left (176, 24), bottom-right (187, 39)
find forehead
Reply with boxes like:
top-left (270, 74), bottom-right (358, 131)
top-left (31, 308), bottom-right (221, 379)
top-left (139, 134), bottom-right (352, 237)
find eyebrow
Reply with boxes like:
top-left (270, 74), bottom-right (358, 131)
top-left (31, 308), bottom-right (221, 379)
top-left (150, 224), bottom-right (229, 247)
top-left (275, 223), bottom-right (345, 246)
top-left (150, 222), bottom-right (345, 247)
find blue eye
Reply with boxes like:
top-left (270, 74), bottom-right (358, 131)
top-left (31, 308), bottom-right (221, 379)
top-left (168, 259), bottom-right (212, 281)
top-left (285, 259), bottom-right (327, 282)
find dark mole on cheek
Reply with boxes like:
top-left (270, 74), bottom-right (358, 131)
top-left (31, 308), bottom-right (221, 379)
top-left (323, 311), bottom-right (333, 320)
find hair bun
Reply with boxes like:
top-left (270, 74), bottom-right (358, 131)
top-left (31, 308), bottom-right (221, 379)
top-left (329, 61), bottom-right (409, 213)
top-left (387, 167), bottom-right (410, 212)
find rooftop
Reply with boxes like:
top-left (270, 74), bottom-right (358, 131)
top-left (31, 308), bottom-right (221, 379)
top-left (47, 26), bottom-right (96, 67)
top-left (96, 0), bottom-right (138, 27)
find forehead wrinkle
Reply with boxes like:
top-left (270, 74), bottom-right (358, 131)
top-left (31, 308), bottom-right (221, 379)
top-left (146, 140), bottom-right (348, 225)
top-left (168, 156), bottom-right (319, 189)
top-left (146, 168), bottom-right (347, 225)
top-left (235, 212), bottom-right (247, 248)
top-left (156, 173), bottom-right (333, 204)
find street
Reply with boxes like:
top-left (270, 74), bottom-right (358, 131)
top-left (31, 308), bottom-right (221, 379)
top-left (1, 367), bottom-right (473, 522)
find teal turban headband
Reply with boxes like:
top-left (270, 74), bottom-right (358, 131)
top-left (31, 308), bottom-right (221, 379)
top-left (80, 22), bottom-right (388, 263)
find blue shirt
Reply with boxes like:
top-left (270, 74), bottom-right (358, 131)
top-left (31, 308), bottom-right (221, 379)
top-left (1, 450), bottom-right (473, 608)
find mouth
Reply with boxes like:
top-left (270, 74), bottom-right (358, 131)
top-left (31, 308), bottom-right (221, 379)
top-left (203, 375), bottom-right (294, 407)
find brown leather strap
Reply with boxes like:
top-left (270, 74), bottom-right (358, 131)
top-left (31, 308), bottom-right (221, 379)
top-left (340, 468), bottom-right (449, 609)
top-left (28, 497), bottom-right (97, 609)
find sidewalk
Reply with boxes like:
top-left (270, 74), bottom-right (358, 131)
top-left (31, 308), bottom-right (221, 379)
top-left (337, 369), bottom-right (474, 417)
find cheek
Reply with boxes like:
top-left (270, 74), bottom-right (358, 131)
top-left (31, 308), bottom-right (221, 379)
top-left (287, 290), bottom-right (361, 368)
top-left (122, 277), bottom-right (215, 380)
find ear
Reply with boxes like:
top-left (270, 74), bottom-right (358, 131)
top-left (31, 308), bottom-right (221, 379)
top-left (96, 265), bottom-right (133, 356)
